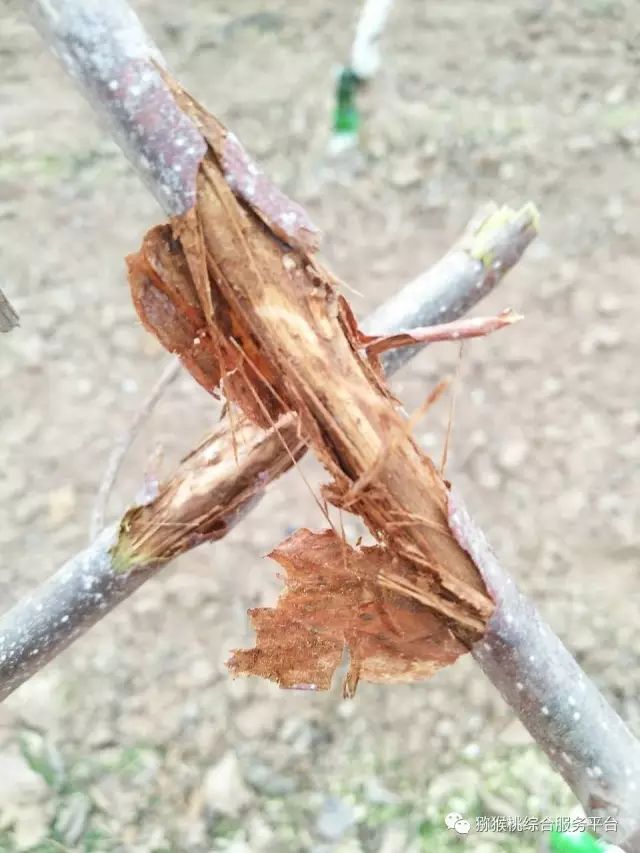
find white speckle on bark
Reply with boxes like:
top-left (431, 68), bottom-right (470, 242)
top-left (27, 0), bottom-right (206, 215)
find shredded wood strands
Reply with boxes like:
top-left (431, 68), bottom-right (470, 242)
top-left (112, 413), bottom-right (305, 570)
top-left (125, 77), bottom-right (522, 685)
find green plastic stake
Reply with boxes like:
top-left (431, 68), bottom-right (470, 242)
top-left (549, 831), bottom-right (608, 853)
top-left (333, 67), bottom-right (362, 134)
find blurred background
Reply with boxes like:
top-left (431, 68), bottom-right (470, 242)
top-left (1, 0), bottom-right (639, 850)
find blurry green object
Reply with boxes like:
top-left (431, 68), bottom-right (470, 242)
top-left (333, 67), bottom-right (363, 134)
top-left (549, 831), bottom-right (608, 852)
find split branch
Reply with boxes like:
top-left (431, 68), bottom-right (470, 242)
top-left (0, 204), bottom-right (530, 700)
top-left (0, 414), bottom-right (304, 700)
top-left (88, 355), bottom-right (181, 541)
top-left (16, 0), bottom-right (640, 846)
top-left (120, 86), bottom-right (521, 653)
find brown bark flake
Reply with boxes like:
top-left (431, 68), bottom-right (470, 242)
top-left (228, 529), bottom-right (467, 695)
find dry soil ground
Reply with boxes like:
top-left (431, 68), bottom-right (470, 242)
top-left (1, 1), bottom-right (640, 851)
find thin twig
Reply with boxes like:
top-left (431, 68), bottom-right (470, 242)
top-left (89, 356), bottom-right (181, 541)
top-left (0, 287), bottom-right (19, 333)
top-left (440, 342), bottom-right (464, 475)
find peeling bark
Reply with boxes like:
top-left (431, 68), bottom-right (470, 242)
top-left (20, 1), bottom-right (640, 843)
top-left (228, 528), bottom-right (467, 695)
top-left (127, 81), bottom-right (502, 655)
top-left (112, 413), bottom-right (305, 569)
top-left (0, 196), bottom-right (536, 702)
top-left (361, 309), bottom-right (522, 358)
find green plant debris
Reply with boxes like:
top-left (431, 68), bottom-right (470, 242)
top-left (601, 105), bottom-right (640, 132)
top-left (0, 147), bottom-right (120, 186)
top-left (5, 735), bottom-right (167, 852)
top-left (550, 830), bottom-right (609, 852)
top-left (5, 732), bottom-right (584, 852)
top-left (19, 732), bottom-right (66, 794)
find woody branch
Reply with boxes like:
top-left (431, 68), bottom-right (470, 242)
top-left (0, 204), bottom-right (532, 698)
top-left (13, 0), bottom-right (640, 847)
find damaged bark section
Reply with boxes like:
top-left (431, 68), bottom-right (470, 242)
top-left (228, 528), bottom-right (467, 695)
top-left (112, 413), bottom-right (305, 570)
top-left (360, 309), bottom-right (521, 358)
top-left (126, 77), bottom-right (503, 686)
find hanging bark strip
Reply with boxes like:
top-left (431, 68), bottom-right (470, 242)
top-left (228, 528), bottom-right (467, 696)
top-left (126, 79), bottom-right (508, 656)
